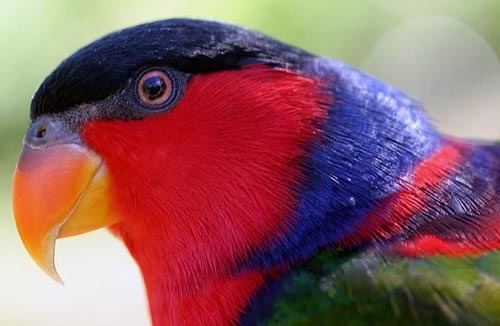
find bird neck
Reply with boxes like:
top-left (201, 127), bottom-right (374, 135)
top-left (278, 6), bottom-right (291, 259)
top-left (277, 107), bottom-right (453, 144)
top-left (111, 210), bottom-right (290, 326)
top-left (129, 245), bottom-right (268, 326)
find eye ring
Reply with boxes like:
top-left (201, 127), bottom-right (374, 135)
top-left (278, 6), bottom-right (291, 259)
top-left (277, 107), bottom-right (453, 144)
top-left (136, 69), bottom-right (173, 107)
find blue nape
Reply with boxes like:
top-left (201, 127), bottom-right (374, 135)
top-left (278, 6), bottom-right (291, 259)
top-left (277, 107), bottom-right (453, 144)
top-left (249, 59), bottom-right (442, 269)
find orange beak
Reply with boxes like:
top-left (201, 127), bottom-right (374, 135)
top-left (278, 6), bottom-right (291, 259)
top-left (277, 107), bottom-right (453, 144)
top-left (12, 143), bottom-right (118, 283)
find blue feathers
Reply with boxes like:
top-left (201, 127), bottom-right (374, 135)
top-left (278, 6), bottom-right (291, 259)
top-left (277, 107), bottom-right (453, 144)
top-left (248, 59), bottom-right (442, 268)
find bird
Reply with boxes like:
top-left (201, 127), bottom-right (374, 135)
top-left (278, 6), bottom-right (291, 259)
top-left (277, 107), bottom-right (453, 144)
top-left (12, 18), bottom-right (500, 325)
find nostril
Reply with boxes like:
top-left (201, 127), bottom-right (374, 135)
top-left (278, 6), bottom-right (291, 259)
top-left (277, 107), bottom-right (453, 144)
top-left (35, 127), bottom-right (47, 139)
top-left (26, 118), bottom-right (73, 147)
top-left (26, 120), bottom-right (55, 146)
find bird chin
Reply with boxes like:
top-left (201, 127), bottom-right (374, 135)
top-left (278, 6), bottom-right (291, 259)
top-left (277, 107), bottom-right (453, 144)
top-left (12, 143), bottom-right (119, 283)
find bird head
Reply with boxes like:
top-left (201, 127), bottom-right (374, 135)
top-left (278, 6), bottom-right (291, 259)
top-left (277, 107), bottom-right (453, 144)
top-left (12, 19), bottom-right (332, 284)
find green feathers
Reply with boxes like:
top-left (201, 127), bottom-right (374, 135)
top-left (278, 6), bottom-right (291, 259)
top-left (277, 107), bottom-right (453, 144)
top-left (267, 251), bottom-right (500, 325)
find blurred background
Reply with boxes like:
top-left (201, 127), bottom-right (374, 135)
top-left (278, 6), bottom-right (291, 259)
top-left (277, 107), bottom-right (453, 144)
top-left (0, 0), bottom-right (499, 325)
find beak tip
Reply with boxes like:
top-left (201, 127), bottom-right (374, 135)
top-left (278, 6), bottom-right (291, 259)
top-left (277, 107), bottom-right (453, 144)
top-left (50, 273), bottom-right (65, 286)
top-left (37, 257), bottom-right (64, 285)
top-left (35, 254), bottom-right (65, 285)
top-left (39, 264), bottom-right (65, 285)
top-left (19, 227), bottom-right (65, 285)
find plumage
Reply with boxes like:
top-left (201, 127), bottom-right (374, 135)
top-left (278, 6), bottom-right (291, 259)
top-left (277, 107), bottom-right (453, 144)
top-left (12, 18), bottom-right (499, 325)
top-left (261, 251), bottom-right (500, 325)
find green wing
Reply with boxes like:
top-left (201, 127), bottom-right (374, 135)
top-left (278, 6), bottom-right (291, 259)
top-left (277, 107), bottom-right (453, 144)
top-left (266, 250), bottom-right (500, 325)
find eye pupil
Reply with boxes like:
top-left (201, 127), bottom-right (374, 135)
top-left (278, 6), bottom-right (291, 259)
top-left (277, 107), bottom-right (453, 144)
top-left (142, 76), bottom-right (166, 100)
top-left (137, 70), bottom-right (173, 107)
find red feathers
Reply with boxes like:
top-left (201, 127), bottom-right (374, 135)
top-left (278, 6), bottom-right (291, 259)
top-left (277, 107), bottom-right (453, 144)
top-left (396, 225), bottom-right (500, 257)
top-left (82, 66), bottom-right (327, 325)
top-left (340, 140), bottom-right (500, 257)
top-left (340, 141), bottom-right (464, 247)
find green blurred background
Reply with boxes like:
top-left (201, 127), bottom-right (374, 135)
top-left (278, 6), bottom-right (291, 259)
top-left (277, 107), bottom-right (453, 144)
top-left (0, 1), bottom-right (499, 324)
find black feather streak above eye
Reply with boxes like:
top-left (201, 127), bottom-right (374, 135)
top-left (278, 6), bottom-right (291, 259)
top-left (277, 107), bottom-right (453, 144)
top-left (30, 18), bottom-right (312, 120)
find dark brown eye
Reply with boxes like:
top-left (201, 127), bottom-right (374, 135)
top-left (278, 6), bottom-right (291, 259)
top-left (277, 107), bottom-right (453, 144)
top-left (137, 70), bottom-right (173, 106)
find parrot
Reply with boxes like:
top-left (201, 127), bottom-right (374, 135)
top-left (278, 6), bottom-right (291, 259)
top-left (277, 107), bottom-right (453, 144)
top-left (12, 19), bottom-right (500, 325)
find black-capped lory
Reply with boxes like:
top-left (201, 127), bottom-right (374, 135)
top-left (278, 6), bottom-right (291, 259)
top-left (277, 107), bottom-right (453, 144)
top-left (12, 19), bottom-right (500, 325)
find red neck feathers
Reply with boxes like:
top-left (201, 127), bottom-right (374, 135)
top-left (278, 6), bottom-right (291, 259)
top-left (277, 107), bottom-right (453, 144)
top-left (82, 66), bottom-right (327, 325)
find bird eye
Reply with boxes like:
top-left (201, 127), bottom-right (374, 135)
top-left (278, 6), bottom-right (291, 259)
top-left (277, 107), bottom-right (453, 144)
top-left (137, 70), bottom-right (173, 107)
